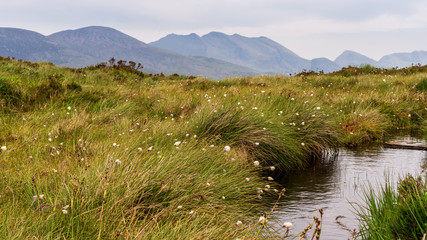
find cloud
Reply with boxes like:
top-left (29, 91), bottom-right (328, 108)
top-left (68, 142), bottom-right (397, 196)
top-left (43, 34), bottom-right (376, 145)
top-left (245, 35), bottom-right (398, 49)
top-left (0, 0), bottom-right (426, 60)
top-left (2, 0), bottom-right (426, 31)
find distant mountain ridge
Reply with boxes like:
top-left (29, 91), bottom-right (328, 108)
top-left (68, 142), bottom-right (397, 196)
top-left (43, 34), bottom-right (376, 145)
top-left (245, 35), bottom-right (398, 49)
top-left (150, 32), bottom-right (427, 73)
top-left (0, 26), bottom-right (260, 79)
top-left (150, 32), bottom-right (311, 73)
top-left (1, 26), bottom-right (426, 79)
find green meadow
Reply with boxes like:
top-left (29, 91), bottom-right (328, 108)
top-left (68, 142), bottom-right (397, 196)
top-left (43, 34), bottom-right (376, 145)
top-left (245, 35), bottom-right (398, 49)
top-left (0, 57), bottom-right (426, 239)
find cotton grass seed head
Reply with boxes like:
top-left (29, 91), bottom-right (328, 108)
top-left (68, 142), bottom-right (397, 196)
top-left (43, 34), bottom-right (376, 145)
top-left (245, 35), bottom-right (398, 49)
top-left (258, 216), bottom-right (267, 224)
top-left (283, 222), bottom-right (293, 228)
top-left (1, 146), bottom-right (6, 151)
top-left (224, 146), bottom-right (231, 152)
top-left (253, 161), bottom-right (260, 166)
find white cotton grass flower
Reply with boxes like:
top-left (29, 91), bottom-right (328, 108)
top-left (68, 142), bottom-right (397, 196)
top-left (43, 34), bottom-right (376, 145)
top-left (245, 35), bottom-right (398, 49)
top-left (224, 145), bottom-right (231, 152)
top-left (177, 205), bottom-right (183, 209)
top-left (283, 222), bottom-right (293, 228)
top-left (265, 185), bottom-right (271, 189)
top-left (253, 161), bottom-right (260, 166)
top-left (62, 205), bottom-right (69, 214)
top-left (137, 147), bottom-right (143, 152)
top-left (236, 220), bottom-right (243, 226)
top-left (174, 141), bottom-right (181, 146)
top-left (270, 166), bottom-right (276, 171)
top-left (115, 159), bottom-right (122, 165)
top-left (33, 194), bottom-right (44, 200)
top-left (67, 106), bottom-right (71, 110)
top-left (189, 210), bottom-right (194, 215)
top-left (267, 176), bottom-right (274, 181)
top-left (258, 216), bottom-right (267, 224)
top-left (148, 146), bottom-right (153, 151)
top-left (1, 146), bottom-right (6, 151)
top-left (245, 177), bottom-right (250, 181)
top-left (301, 142), bottom-right (305, 146)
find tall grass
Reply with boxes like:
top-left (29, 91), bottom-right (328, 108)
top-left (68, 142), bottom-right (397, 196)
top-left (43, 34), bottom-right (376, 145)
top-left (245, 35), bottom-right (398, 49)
top-left (355, 174), bottom-right (427, 240)
top-left (0, 57), bottom-right (426, 238)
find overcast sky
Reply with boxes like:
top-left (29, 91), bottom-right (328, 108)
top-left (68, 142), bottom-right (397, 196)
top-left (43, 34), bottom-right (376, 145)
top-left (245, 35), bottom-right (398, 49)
top-left (1, 0), bottom-right (427, 60)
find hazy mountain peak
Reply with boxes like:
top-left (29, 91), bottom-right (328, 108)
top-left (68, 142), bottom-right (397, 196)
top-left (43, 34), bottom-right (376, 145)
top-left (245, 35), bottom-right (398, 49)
top-left (335, 50), bottom-right (378, 67)
top-left (49, 26), bottom-right (144, 44)
top-left (379, 50), bottom-right (427, 68)
top-left (203, 31), bottom-right (229, 38)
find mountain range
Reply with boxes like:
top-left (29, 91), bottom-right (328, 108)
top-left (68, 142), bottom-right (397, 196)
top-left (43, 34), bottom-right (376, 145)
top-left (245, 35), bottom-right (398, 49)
top-left (1, 26), bottom-right (427, 79)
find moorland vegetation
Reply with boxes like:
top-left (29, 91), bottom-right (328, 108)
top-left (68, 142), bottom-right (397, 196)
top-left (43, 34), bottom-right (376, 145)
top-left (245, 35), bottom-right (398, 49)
top-left (0, 57), bottom-right (426, 239)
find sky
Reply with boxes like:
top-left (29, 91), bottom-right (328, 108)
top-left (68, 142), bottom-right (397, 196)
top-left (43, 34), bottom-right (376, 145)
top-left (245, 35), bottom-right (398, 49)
top-left (1, 0), bottom-right (427, 60)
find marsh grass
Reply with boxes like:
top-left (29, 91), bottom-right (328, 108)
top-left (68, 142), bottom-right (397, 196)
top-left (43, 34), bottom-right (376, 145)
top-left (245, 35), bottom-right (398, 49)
top-left (0, 57), bottom-right (426, 239)
top-left (355, 174), bottom-right (427, 240)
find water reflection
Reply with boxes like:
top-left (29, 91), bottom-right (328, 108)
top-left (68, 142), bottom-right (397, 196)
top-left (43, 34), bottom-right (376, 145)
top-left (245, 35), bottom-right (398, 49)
top-left (273, 141), bottom-right (426, 239)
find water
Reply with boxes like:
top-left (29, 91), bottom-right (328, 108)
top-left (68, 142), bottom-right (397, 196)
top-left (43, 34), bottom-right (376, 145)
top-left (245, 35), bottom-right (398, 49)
top-left (273, 137), bottom-right (427, 239)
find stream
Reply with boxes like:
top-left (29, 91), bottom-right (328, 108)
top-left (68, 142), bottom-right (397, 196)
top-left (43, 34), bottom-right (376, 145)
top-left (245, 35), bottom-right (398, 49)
top-left (273, 136), bottom-right (427, 239)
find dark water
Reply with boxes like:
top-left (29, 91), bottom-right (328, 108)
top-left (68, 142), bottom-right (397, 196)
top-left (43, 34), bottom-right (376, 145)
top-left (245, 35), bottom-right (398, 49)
top-left (273, 137), bottom-right (427, 239)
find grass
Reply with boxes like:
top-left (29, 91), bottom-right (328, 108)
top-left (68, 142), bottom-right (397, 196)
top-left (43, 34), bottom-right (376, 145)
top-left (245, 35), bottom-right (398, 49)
top-left (355, 174), bottom-right (427, 240)
top-left (0, 57), bottom-right (426, 239)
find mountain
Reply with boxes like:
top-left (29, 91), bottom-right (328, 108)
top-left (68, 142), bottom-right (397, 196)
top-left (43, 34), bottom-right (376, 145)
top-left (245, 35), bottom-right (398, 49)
top-left (0, 27), bottom-right (100, 66)
top-left (378, 51), bottom-right (427, 68)
top-left (0, 26), bottom-right (260, 79)
top-left (2, 26), bottom-right (427, 78)
top-left (150, 32), bottom-right (311, 74)
top-left (310, 58), bottom-right (340, 73)
top-left (334, 50), bottom-right (378, 68)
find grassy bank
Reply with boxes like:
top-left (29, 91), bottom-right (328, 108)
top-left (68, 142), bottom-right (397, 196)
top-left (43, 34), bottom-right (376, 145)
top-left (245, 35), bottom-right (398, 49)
top-left (0, 57), bottom-right (426, 239)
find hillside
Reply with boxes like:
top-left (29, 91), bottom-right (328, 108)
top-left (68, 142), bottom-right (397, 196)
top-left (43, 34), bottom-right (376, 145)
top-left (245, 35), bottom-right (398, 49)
top-left (310, 58), bottom-right (341, 73)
